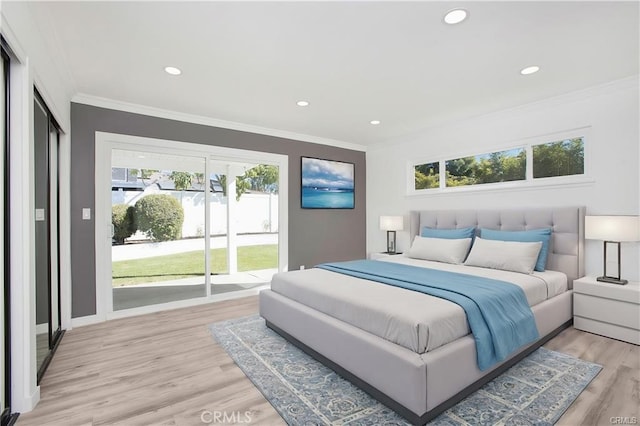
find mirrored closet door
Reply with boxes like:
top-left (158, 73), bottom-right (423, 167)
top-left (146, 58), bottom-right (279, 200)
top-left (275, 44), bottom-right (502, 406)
top-left (1, 40), bottom-right (11, 424)
top-left (34, 90), bottom-right (63, 383)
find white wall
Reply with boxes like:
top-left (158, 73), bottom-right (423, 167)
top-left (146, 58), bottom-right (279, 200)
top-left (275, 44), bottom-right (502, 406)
top-left (367, 76), bottom-right (640, 282)
top-left (1, 2), bottom-right (74, 129)
top-left (2, 1), bottom-right (75, 413)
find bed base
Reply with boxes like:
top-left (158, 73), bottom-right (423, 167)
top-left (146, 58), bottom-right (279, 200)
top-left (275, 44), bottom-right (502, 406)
top-left (266, 319), bottom-right (571, 425)
top-left (260, 289), bottom-right (573, 426)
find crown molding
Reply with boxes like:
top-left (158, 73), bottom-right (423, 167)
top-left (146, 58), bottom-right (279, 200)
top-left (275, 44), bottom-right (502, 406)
top-left (71, 93), bottom-right (367, 152)
top-left (371, 74), bottom-right (639, 149)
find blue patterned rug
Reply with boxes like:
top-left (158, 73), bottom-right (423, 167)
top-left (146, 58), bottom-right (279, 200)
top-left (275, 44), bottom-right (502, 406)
top-left (209, 316), bottom-right (601, 425)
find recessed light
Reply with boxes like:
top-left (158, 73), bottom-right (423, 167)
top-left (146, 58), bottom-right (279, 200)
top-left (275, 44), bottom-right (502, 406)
top-left (296, 100), bottom-right (310, 107)
top-left (370, 120), bottom-right (381, 125)
top-left (164, 66), bottom-right (182, 76)
top-left (444, 9), bottom-right (468, 25)
top-left (520, 66), bottom-right (540, 75)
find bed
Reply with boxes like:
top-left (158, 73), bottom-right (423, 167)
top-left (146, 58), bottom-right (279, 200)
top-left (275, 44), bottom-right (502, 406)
top-left (259, 207), bottom-right (585, 425)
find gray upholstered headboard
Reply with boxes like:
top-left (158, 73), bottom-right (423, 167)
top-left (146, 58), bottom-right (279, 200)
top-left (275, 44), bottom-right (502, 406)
top-left (409, 207), bottom-right (585, 286)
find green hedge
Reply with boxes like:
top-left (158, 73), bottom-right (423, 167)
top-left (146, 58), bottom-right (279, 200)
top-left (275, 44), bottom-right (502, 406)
top-left (112, 204), bottom-right (137, 245)
top-left (135, 194), bottom-right (184, 242)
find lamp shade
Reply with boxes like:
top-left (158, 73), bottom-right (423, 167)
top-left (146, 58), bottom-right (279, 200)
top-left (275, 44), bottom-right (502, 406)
top-left (585, 215), bottom-right (640, 242)
top-left (379, 216), bottom-right (404, 231)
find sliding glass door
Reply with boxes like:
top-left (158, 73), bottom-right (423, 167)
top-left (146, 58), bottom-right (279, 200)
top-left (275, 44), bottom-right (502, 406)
top-left (97, 133), bottom-right (288, 317)
top-left (109, 152), bottom-right (282, 311)
top-left (34, 90), bottom-right (62, 383)
top-left (110, 150), bottom-right (207, 311)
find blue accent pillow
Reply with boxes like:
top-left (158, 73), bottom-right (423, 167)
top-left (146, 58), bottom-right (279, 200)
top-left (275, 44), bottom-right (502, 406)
top-left (421, 226), bottom-right (476, 240)
top-left (480, 228), bottom-right (552, 272)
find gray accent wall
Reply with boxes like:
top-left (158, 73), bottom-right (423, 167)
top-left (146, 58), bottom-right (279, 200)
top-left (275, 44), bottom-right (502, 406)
top-left (70, 103), bottom-right (366, 318)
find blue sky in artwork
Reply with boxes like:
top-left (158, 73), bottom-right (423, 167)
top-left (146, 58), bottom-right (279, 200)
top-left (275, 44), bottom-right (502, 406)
top-left (302, 158), bottom-right (354, 189)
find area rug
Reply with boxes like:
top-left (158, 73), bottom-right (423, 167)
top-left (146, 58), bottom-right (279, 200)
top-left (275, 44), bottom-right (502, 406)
top-left (209, 316), bottom-right (601, 425)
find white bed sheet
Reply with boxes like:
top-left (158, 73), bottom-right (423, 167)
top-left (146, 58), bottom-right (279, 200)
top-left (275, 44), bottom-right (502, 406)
top-left (269, 257), bottom-right (567, 354)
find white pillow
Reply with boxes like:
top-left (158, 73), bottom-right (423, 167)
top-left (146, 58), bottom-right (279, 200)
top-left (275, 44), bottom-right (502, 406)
top-left (464, 237), bottom-right (542, 274)
top-left (407, 236), bottom-right (472, 264)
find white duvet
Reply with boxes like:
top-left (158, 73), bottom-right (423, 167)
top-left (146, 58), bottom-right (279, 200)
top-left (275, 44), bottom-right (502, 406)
top-left (269, 256), bottom-right (567, 354)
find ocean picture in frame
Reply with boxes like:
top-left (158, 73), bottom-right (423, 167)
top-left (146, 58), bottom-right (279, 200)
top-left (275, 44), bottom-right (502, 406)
top-left (301, 157), bottom-right (355, 209)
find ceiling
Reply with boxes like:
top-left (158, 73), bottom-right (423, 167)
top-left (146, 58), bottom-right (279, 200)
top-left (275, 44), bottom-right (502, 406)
top-left (28, 1), bottom-right (639, 148)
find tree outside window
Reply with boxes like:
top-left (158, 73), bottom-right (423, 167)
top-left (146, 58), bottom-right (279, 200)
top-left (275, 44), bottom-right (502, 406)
top-left (532, 138), bottom-right (584, 179)
top-left (414, 162), bottom-right (439, 190)
top-left (445, 148), bottom-right (526, 187)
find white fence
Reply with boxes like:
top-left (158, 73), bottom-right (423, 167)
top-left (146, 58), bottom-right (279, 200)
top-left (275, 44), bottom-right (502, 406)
top-left (113, 187), bottom-right (278, 240)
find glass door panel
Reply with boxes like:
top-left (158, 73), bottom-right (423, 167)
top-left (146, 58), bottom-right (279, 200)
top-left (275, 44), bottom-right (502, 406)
top-left (209, 161), bottom-right (279, 295)
top-left (33, 97), bottom-right (50, 372)
top-left (49, 129), bottom-right (60, 340)
top-left (111, 149), bottom-right (207, 310)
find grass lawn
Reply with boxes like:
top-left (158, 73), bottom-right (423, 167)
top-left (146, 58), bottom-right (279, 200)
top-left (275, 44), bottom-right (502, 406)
top-left (112, 244), bottom-right (278, 286)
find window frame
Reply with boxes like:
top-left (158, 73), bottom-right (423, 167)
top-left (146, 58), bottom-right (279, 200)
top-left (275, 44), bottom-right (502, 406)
top-left (412, 161), bottom-right (441, 191)
top-left (406, 127), bottom-right (592, 197)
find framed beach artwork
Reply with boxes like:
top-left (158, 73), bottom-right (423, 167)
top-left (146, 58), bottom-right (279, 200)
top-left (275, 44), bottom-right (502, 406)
top-left (301, 157), bottom-right (355, 209)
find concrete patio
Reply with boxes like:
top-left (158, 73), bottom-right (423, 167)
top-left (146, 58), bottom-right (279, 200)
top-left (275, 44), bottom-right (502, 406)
top-left (111, 234), bottom-right (279, 311)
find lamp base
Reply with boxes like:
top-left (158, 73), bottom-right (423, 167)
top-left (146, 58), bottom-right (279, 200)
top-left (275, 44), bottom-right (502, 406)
top-left (596, 276), bottom-right (628, 285)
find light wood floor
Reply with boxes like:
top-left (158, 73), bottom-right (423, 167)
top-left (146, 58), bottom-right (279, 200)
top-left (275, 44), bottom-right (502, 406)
top-left (17, 296), bottom-right (639, 426)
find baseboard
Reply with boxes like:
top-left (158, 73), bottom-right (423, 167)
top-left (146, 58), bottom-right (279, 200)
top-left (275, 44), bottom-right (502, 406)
top-left (70, 314), bottom-right (102, 328)
top-left (12, 386), bottom-right (39, 414)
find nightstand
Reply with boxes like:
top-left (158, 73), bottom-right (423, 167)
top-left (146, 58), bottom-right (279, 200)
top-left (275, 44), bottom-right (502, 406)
top-left (369, 252), bottom-right (403, 260)
top-left (573, 276), bottom-right (640, 345)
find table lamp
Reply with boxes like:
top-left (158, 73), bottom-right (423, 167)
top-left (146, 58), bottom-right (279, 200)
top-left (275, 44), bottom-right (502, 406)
top-left (379, 216), bottom-right (403, 254)
top-left (585, 215), bottom-right (640, 285)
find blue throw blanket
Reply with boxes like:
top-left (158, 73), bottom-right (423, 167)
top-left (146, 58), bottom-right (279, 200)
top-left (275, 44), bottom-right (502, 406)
top-left (316, 260), bottom-right (539, 370)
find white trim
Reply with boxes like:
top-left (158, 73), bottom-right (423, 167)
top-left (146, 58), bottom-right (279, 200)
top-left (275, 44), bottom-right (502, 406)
top-left (95, 139), bottom-right (110, 322)
top-left (407, 127), bottom-right (592, 197)
top-left (17, 387), bottom-right (39, 415)
top-left (59, 131), bottom-right (72, 331)
top-left (32, 77), bottom-right (67, 133)
top-left (73, 93), bottom-right (367, 152)
top-left (105, 286), bottom-right (268, 322)
top-left (95, 132), bottom-right (288, 320)
top-left (9, 56), bottom-right (39, 413)
top-left (373, 75), bottom-right (638, 150)
top-left (70, 314), bottom-right (102, 329)
top-left (406, 176), bottom-right (596, 198)
top-left (226, 168), bottom-right (238, 274)
top-left (278, 163), bottom-right (289, 272)
top-left (204, 160), bottom-right (211, 298)
top-left (35, 323), bottom-right (48, 335)
top-left (0, 15), bottom-right (27, 66)
top-left (70, 291), bottom-right (270, 328)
